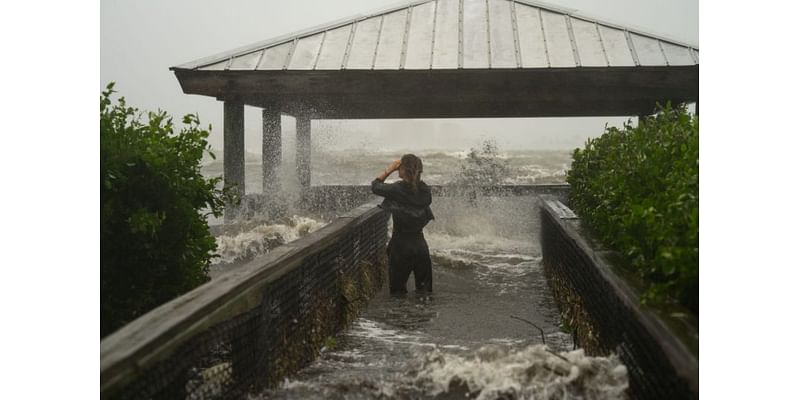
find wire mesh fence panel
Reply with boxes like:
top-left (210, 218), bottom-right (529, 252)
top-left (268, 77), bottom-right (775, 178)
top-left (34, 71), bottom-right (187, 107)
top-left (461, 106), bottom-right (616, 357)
top-left (101, 204), bottom-right (389, 400)
top-left (540, 201), bottom-right (697, 400)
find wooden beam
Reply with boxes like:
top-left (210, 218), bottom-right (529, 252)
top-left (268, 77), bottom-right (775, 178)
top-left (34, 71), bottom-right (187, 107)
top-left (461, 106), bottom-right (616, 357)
top-left (173, 66), bottom-right (698, 119)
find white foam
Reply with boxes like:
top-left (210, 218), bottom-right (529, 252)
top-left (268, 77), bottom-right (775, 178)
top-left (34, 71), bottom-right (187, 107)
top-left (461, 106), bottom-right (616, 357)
top-left (414, 344), bottom-right (628, 400)
top-left (212, 216), bottom-right (326, 265)
top-left (348, 318), bottom-right (427, 346)
top-left (425, 232), bottom-right (534, 253)
top-left (427, 233), bottom-right (538, 273)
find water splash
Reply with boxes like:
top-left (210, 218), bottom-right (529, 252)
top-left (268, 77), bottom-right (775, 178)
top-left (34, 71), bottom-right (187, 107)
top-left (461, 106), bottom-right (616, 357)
top-left (413, 344), bottom-right (628, 400)
top-left (212, 215), bottom-right (326, 265)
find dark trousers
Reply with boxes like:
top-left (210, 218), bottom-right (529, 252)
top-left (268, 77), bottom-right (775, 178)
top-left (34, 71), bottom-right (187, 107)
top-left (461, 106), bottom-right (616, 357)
top-left (387, 232), bottom-right (432, 294)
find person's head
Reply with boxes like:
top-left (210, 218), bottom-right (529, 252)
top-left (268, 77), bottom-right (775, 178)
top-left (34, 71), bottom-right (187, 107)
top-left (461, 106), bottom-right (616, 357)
top-left (398, 154), bottom-right (423, 193)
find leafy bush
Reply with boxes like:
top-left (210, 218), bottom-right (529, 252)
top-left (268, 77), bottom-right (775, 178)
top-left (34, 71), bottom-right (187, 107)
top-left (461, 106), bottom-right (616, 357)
top-left (567, 104), bottom-right (698, 313)
top-left (100, 83), bottom-right (230, 337)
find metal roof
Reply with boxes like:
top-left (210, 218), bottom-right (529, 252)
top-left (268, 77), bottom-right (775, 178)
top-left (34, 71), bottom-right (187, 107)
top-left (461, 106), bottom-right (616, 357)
top-left (173, 0), bottom-right (698, 72)
top-left (170, 0), bottom-right (698, 119)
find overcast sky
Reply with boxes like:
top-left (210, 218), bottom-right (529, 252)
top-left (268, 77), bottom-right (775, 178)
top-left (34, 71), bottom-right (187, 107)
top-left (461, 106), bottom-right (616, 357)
top-left (100, 0), bottom-right (698, 153)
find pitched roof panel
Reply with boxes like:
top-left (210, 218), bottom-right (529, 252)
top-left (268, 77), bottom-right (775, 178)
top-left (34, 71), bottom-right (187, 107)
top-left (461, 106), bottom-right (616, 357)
top-left (541, 10), bottom-right (575, 67)
top-left (488, 0), bottom-right (518, 68)
top-left (347, 18), bottom-right (382, 68)
top-left (432, 0), bottom-right (460, 68)
top-left (571, 18), bottom-right (607, 67)
top-left (462, 0), bottom-right (490, 68)
top-left (374, 10), bottom-right (408, 69)
top-left (314, 26), bottom-right (352, 69)
top-left (172, 0), bottom-right (698, 72)
top-left (597, 25), bottom-right (635, 67)
top-left (515, 4), bottom-right (549, 68)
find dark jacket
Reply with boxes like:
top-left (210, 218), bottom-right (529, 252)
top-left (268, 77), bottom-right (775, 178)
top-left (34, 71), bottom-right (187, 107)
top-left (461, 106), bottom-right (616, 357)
top-left (371, 178), bottom-right (435, 234)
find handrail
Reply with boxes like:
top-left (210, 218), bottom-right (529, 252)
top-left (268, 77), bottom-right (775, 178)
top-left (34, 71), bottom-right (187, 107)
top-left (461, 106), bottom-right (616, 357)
top-left (100, 201), bottom-right (383, 397)
top-left (539, 196), bottom-right (698, 398)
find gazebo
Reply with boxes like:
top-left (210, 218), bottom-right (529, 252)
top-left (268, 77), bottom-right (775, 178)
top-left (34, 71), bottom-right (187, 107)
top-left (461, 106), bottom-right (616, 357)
top-left (170, 0), bottom-right (698, 200)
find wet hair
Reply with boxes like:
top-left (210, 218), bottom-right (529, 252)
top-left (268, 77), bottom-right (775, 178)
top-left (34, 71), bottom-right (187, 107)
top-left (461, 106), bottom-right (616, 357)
top-left (400, 154), bottom-right (423, 193)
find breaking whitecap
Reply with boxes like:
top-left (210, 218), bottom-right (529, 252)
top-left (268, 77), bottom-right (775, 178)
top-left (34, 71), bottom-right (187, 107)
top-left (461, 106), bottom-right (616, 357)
top-left (211, 215), bottom-right (327, 269)
top-left (414, 344), bottom-right (628, 400)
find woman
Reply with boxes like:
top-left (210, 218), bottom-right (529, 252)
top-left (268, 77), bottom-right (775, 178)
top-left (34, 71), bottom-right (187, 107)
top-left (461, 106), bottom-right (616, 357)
top-left (371, 154), bottom-right (435, 295)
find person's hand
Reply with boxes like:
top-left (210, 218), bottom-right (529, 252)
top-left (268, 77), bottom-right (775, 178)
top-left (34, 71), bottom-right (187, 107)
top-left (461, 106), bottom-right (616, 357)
top-left (377, 159), bottom-right (402, 181)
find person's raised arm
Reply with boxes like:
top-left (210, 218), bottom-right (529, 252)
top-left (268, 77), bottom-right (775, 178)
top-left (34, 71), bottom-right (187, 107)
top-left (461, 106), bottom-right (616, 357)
top-left (372, 159), bottom-right (402, 197)
top-left (376, 159), bottom-right (401, 182)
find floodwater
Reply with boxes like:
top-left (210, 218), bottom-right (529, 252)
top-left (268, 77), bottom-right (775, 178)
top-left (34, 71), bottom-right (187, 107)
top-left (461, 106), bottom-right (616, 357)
top-left (251, 197), bottom-right (628, 400)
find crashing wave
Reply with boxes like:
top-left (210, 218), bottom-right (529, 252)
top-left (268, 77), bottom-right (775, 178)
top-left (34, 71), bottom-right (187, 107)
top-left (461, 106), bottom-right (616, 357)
top-left (413, 344), bottom-right (628, 400)
top-left (212, 215), bottom-right (326, 265)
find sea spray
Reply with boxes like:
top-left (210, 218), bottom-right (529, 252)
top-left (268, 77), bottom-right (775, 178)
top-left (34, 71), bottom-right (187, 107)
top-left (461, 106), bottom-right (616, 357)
top-left (212, 215), bottom-right (326, 265)
top-left (452, 140), bottom-right (511, 187)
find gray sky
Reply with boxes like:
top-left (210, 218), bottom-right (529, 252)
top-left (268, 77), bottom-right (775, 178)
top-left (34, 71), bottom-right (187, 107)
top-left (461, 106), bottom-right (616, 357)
top-left (100, 0), bottom-right (698, 153)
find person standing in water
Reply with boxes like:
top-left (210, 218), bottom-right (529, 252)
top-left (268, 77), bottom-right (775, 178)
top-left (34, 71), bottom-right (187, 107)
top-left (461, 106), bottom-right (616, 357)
top-left (371, 154), bottom-right (435, 295)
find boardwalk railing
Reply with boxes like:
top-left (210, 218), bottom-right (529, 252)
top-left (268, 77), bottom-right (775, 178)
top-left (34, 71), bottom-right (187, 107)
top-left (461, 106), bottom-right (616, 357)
top-left (539, 195), bottom-right (698, 399)
top-left (303, 183), bottom-right (570, 213)
top-left (100, 202), bottom-right (389, 399)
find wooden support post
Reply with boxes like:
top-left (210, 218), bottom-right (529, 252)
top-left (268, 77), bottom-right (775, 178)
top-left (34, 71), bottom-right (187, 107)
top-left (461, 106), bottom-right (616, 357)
top-left (296, 115), bottom-right (311, 189)
top-left (224, 100), bottom-right (245, 221)
top-left (262, 109), bottom-right (281, 193)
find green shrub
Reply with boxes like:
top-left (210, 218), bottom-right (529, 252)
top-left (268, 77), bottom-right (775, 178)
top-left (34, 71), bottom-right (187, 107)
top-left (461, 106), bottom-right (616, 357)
top-left (567, 104), bottom-right (698, 313)
top-left (100, 83), bottom-right (231, 337)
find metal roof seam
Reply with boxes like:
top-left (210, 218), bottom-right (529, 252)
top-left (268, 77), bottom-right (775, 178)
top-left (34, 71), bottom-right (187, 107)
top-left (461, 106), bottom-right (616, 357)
top-left (400, 6), bottom-right (413, 69)
top-left (485, 0), bottom-right (493, 69)
top-left (688, 46), bottom-right (698, 65)
top-left (371, 16), bottom-right (385, 70)
top-left (565, 16), bottom-right (581, 67)
top-left (253, 49), bottom-right (266, 71)
top-left (538, 8), bottom-right (551, 68)
top-left (190, 29), bottom-right (342, 70)
top-left (177, 0), bottom-right (434, 70)
top-left (458, 0), bottom-right (464, 69)
top-left (510, 1), bottom-right (522, 68)
top-left (341, 22), bottom-right (357, 69)
top-left (624, 30), bottom-right (640, 67)
top-left (513, 0), bottom-right (697, 49)
top-left (657, 40), bottom-right (670, 66)
top-left (283, 38), bottom-right (299, 70)
top-left (312, 31), bottom-right (328, 70)
top-left (429, 0), bottom-right (439, 69)
top-left (595, 22), bottom-right (611, 67)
